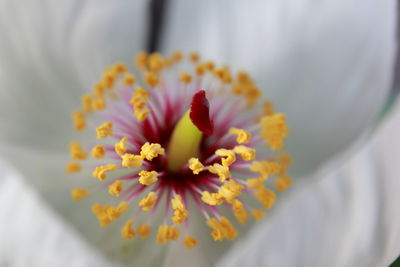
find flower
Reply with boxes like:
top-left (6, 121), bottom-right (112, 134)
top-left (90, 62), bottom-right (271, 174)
top-left (68, 51), bottom-right (292, 247)
top-left (0, 0), bottom-right (397, 266)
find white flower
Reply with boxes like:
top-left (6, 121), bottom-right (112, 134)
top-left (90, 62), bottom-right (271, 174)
top-left (0, 0), bottom-right (397, 266)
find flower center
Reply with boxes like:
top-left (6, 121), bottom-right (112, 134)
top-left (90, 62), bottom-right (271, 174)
top-left (67, 51), bottom-right (292, 249)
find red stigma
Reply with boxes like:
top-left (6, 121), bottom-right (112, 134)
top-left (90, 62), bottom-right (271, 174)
top-left (189, 90), bottom-right (214, 136)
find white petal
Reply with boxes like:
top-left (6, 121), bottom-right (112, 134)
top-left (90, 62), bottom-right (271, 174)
top-left (216, 100), bottom-right (400, 267)
top-left (162, 0), bottom-right (397, 176)
top-left (0, 143), bottom-right (168, 267)
top-left (0, 2), bottom-right (171, 265)
top-left (0, 159), bottom-right (114, 267)
top-left (0, 0), bottom-right (149, 153)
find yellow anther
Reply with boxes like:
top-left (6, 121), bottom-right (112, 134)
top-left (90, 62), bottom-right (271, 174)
top-left (189, 52), bottom-right (200, 62)
top-left (156, 225), bottom-right (168, 244)
top-left (137, 224), bottom-right (151, 238)
top-left (167, 226), bottom-right (180, 241)
top-left (207, 217), bottom-right (237, 241)
top-left (244, 86), bottom-right (261, 106)
top-left (263, 101), bottom-right (274, 116)
top-left (229, 128), bottom-right (251, 144)
top-left (188, 158), bottom-right (204, 174)
top-left (237, 71), bottom-right (252, 84)
top-left (209, 163), bottom-right (231, 182)
top-left (215, 149), bottom-right (236, 167)
top-left (69, 141), bottom-right (87, 160)
top-left (92, 202), bottom-right (128, 227)
top-left (93, 83), bottom-right (105, 97)
top-left (218, 217), bottom-right (237, 240)
top-left (254, 187), bottom-right (276, 209)
top-left (251, 209), bottom-right (265, 221)
top-left (204, 61), bottom-right (215, 71)
top-left (140, 142), bottom-right (165, 161)
top-left (132, 98), bottom-right (147, 111)
top-left (121, 220), bottom-right (135, 239)
top-left (233, 145), bottom-right (256, 161)
top-left (108, 180), bottom-right (124, 196)
top-left (92, 164), bottom-right (118, 181)
top-left (71, 188), bottom-right (89, 201)
top-left (148, 53), bottom-right (165, 73)
top-left (195, 63), bottom-right (206, 75)
top-left (81, 94), bottom-right (93, 113)
top-left (214, 68), bottom-right (232, 83)
top-left (144, 71), bottom-right (160, 88)
top-left (249, 161), bottom-right (281, 179)
top-left (183, 235), bottom-right (198, 249)
top-left (179, 72), bottom-right (192, 84)
top-left (232, 83), bottom-right (245, 95)
top-left (92, 96), bottom-right (106, 111)
top-left (201, 191), bottom-right (224, 206)
top-left (113, 62), bottom-right (128, 74)
top-left (247, 177), bottom-right (265, 190)
top-left (91, 145), bottom-right (105, 159)
top-left (139, 192), bottom-right (157, 211)
top-left (275, 175), bottom-right (292, 192)
top-left (260, 114), bottom-right (288, 150)
top-left (135, 51), bottom-right (148, 70)
top-left (171, 194), bottom-right (188, 224)
top-left (138, 170), bottom-right (158, 186)
top-left (96, 122), bottom-right (113, 139)
top-left (132, 87), bottom-right (149, 101)
top-left (66, 162), bottom-right (81, 173)
top-left (123, 72), bottom-right (136, 86)
top-left (72, 111), bottom-right (86, 131)
top-left (101, 70), bottom-right (116, 89)
top-left (115, 137), bottom-right (128, 155)
top-left (218, 180), bottom-right (244, 203)
top-left (171, 51), bottom-right (183, 63)
top-left (232, 199), bottom-right (248, 224)
top-left (279, 152), bottom-right (292, 170)
top-left (207, 218), bottom-right (223, 241)
top-left (156, 225), bottom-right (180, 244)
top-left (121, 153), bottom-right (143, 168)
top-left (134, 108), bottom-right (150, 122)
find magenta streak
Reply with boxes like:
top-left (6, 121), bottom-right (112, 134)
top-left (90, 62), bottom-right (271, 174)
top-left (119, 183), bottom-right (142, 200)
top-left (126, 184), bottom-right (148, 203)
top-left (189, 190), bottom-right (210, 220)
top-left (164, 189), bottom-right (172, 220)
top-left (150, 186), bottom-right (164, 218)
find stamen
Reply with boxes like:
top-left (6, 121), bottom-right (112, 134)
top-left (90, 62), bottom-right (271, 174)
top-left (121, 220), bottom-right (135, 239)
top-left (96, 122), bottom-right (113, 139)
top-left (183, 235), bottom-right (198, 249)
top-left (139, 192), bottom-right (158, 211)
top-left (171, 194), bottom-right (188, 224)
top-left (140, 142), bottom-right (165, 161)
top-left (91, 145), bottom-right (106, 159)
top-left (92, 164), bottom-right (118, 180)
top-left (138, 170), bottom-right (158, 186)
top-left (260, 114), bottom-right (289, 150)
top-left (115, 137), bottom-right (128, 155)
top-left (209, 163), bottom-right (231, 182)
top-left (188, 157), bottom-right (204, 174)
top-left (66, 162), bottom-right (81, 173)
top-left (121, 153), bottom-right (143, 168)
top-left (229, 128), bottom-right (251, 144)
top-left (71, 188), bottom-right (89, 201)
top-left (108, 180), bottom-right (124, 196)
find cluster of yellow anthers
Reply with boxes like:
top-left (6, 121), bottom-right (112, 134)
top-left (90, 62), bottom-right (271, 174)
top-left (67, 50), bottom-right (291, 250)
